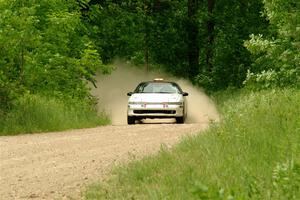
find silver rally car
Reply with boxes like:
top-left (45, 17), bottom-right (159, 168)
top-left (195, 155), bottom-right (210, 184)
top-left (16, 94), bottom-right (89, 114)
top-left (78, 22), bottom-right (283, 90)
top-left (127, 79), bottom-right (188, 124)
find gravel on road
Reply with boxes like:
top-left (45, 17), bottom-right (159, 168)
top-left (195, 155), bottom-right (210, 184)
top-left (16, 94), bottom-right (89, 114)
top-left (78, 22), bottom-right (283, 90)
top-left (0, 122), bottom-right (207, 200)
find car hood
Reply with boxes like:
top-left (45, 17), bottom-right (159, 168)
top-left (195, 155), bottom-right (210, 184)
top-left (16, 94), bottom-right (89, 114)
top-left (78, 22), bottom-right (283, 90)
top-left (129, 93), bottom-right (183, 103)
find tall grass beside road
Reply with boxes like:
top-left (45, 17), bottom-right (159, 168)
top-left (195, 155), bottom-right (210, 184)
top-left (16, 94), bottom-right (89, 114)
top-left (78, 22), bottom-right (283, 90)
top-left (85, 89), bottom-right (300, 200)
top-left (0, 95), bottom-right (110, 136)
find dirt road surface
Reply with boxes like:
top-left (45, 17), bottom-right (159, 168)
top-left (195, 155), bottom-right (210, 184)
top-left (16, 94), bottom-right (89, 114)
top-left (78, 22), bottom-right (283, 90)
top-left (0, 122), bottom-right (208, 200)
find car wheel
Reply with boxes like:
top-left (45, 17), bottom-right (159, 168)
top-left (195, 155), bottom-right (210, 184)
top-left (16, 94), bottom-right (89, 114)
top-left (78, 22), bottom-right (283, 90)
top-left (127, 116), bottom-right (135, 125)
top-left (176, 116), bottom-right (185, 124)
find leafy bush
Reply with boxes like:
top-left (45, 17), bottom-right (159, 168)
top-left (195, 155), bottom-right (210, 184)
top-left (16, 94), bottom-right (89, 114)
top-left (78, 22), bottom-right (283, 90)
top-left (244, 0), bottom-right (300, 89)
top-left (244, 68), bottom-right (299, 90)
top-left (0, 0), bottom-right (111, 111)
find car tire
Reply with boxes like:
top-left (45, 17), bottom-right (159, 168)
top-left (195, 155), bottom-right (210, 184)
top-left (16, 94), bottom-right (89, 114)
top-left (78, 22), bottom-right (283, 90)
top-left (176, 116), bottom-right (185, 124)
top-left (127, 116), bottom-right (135, 125)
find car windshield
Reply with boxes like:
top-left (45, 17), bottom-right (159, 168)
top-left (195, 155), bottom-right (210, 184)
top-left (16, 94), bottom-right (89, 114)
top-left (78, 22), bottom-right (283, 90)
top-left (134, 82), bottom-right (182, 94)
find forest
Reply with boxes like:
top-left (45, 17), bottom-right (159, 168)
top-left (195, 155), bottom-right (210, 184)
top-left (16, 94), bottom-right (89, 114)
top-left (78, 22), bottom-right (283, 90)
top-left (0, 0), bottom-right (299, 133)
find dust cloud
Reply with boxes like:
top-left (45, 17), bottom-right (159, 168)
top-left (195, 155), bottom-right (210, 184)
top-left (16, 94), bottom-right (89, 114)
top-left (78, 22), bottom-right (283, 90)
top-left (92, 61), bottom-right (219, 125)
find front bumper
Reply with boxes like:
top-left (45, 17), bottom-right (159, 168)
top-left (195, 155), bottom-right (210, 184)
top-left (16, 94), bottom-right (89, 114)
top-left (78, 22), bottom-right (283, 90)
top-left (127, 103), bottom-right (184, 118)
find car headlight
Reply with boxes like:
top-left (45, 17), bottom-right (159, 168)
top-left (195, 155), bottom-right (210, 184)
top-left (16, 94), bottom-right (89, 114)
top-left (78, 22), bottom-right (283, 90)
top-left (128, 102), bottom-right (143, 105)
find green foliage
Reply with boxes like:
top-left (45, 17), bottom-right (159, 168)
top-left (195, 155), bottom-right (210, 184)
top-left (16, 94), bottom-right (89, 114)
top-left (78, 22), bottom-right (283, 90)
top-left (84, 0), bottom-right (269, 89)
top-left (0, 0), bottom-right (112, 134)
top-left (244, 0), bottom-right (300, 89)
top-left (271, 160), bottom-right (300, 199)
top-left (0, 94), bottom-right (110, 136)
top-left (145, 0), bottom-right (189, 76)
top-left (80, 0), bottom-right (297, 90)
top-left (85, 1), bottom-right (145, 63)
top-left (85, 0), bottom-right (189, 73)
top-left (85, 89), bottom-right (300, 199)
top-left (0, 0), bottom-right (110, 110)
top-left (196, 0), bottom-right (269, 90)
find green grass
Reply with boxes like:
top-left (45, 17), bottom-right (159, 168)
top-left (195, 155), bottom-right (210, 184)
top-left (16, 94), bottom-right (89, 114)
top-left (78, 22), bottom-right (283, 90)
top-left (85, 89), bottom-right (300, 200)
top-left (0, 94), bottom-right (110, 136)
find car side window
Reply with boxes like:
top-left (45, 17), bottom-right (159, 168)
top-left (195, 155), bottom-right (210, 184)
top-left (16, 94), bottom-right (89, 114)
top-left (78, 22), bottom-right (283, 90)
top-left (134, 83), bottom-right (144, 93)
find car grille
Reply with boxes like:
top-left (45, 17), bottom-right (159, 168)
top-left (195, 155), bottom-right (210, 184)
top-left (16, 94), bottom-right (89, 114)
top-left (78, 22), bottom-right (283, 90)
top-left (133, 110), bottom-right (176, 114)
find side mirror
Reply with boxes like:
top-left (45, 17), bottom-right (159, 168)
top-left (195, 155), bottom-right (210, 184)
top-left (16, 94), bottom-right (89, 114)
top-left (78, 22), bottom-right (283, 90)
top-left (182, 92), bottom-right (189, 96)
top-left (127, 92), bottom-right (133, 96)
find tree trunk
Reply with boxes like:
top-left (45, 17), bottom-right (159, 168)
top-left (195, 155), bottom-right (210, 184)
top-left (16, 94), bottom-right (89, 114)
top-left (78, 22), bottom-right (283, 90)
top-left (20, 42), bottom-right (24, 84)
top-left (187, 0), bottom-right (199, 79)
top-left (206, 0), bottom-right (215, 72)
top-left (144, 0), bottom-right (149, 72)
top-left (144, 37), bottom-right (149, 72)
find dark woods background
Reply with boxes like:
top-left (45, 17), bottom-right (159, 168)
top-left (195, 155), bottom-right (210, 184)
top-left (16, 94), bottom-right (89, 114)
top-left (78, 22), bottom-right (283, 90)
top-left (80, 0), bottom-right (269, 90)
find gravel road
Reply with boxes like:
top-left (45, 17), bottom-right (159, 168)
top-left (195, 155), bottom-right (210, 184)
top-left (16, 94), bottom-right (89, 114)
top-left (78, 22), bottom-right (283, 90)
top-left (0, 122), bottom-right (207, 200)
